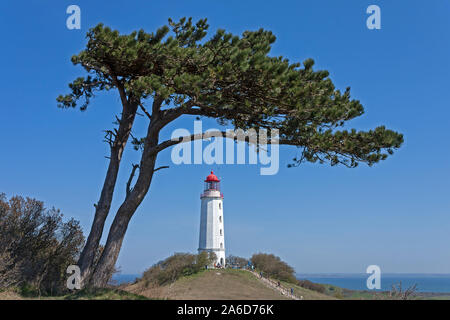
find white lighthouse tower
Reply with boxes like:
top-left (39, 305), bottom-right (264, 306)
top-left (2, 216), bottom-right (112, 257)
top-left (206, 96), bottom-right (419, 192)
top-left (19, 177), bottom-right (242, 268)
top-left (198, 171), bottom-right (226, 267)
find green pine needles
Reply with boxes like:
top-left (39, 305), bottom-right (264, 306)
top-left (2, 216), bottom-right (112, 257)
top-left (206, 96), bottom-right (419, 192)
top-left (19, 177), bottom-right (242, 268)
top-left (58, 17), bottom-right (403, 168)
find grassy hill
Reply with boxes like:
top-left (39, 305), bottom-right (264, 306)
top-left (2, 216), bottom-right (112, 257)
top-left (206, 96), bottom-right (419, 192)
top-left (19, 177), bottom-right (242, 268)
top-left (126, 268), bottom-right (335, 300)
top-left (1, 269), bottom-right (334, 300)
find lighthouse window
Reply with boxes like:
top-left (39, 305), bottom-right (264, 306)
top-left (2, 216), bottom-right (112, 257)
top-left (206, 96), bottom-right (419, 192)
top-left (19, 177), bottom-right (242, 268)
top-left (219, 216), bottom-right (222, 223)
top-left (219, 203), bottom-right (221, 210)
top-left (220, 229), bottom-right (222, 236)
top-left (220, 243), bottom-right (223, 249)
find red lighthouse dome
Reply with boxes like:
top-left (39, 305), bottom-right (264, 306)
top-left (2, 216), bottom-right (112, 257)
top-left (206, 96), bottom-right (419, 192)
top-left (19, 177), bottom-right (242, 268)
top-left (205, 171), bottom-right (220, 182)
top-left (202, 171), bottom-right (222, 197)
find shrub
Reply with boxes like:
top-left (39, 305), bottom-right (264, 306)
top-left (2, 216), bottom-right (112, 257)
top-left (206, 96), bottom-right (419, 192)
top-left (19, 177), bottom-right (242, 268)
top-left (250, 253), bottom-right (297, 283)
top-left (141, 251), bottom-right (216, 286)
top-left (226, 255), bottom-right (249, 268)
top-left (0, 194), bottom-right (85, 295)
top-left (297, 279), bottom-right (326, 293)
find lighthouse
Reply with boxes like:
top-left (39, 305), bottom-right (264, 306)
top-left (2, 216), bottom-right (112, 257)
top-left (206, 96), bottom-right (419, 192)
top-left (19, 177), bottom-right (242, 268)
top-left (198, 171), bottom-right (226, 267)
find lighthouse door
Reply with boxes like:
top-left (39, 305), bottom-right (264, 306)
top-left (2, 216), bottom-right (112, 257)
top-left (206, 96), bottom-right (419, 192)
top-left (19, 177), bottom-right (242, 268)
top-left (220, 258), bottom-right (224, 266)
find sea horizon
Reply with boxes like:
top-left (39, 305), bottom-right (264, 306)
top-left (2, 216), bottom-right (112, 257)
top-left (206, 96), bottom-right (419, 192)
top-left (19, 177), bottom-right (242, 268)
top-left (297, 273), bottom-right (450, 278)
top-left (297, 273), bottom-right (450, 293)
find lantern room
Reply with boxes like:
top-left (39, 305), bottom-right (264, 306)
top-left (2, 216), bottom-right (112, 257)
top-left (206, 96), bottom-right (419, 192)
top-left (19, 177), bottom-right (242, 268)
top-left (204, 171), bottom-right (220, 191)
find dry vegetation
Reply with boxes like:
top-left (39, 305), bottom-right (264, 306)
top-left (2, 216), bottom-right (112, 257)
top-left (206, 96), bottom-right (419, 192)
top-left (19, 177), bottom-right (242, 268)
top-left (127, 269), bottom-right (294, 300)
top-left (0, 194), bottom-right (84, 296)
top-left (0, 290), bottom-right (24, 300)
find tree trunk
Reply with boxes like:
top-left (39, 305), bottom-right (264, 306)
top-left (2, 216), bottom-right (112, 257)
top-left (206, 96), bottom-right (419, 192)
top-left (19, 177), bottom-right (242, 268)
top-left (90, 123), bottom-right (160, 287)
top-left (77, 102), bottom-right (137, 286)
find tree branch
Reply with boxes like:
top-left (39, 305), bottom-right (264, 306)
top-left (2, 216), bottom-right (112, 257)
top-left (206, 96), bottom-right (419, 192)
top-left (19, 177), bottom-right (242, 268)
top-left (106, 66), bottom-right (129, 109)
top-left (154, 165), bottom-right (169, 173)
top-left (139, 103), bottom-right (152, 120)
top-left (149, 130), bottom-right (275, 156)
top-left (103, 130), bottom-right (117, 148)
top-left (126, 164), bottom-right (140, 198)
top-left (151, 130), bottom-right (227, 155)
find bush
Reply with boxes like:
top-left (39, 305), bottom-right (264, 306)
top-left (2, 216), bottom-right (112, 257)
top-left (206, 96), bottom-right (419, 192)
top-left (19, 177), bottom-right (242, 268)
top-left (0, 194), bottom-right (85, 295)
top-left (250, 253), bottom-right (297, 283)
top-left (226, 255), bottom-right (249, 268)
top-left (141, 251), bottom-right (216, 286)
top-left (297, 279), bottom-right (326, 293)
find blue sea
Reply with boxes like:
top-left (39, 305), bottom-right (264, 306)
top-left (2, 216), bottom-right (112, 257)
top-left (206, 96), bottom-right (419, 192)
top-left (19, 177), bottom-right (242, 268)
top-left (298, 274), bottom-right (450, 293)
top-left (112, 274), bottom-right (140, 284)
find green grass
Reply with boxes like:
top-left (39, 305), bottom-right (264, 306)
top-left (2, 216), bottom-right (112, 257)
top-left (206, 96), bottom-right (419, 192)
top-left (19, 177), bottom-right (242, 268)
top-left (428, 295), bottom-right (450, 300)
top-left (279, 280), bottom-right (338, 300)
top-left (127, 268), bottom-right (335, 300)
top-left (64, 288), bottom-right (149, 300)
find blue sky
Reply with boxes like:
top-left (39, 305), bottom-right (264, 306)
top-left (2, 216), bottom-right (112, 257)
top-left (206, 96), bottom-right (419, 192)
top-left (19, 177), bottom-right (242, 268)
top-left (1, 0), bottom-right (449, 275)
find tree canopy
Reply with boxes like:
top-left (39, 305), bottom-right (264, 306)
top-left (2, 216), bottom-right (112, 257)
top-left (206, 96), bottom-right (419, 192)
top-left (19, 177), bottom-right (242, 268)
top-left (58, 17), bottom-right (403, 168)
